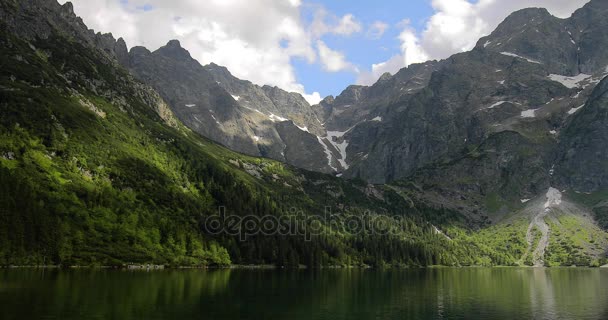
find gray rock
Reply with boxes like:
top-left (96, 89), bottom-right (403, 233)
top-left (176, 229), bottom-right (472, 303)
top-left (555, 76), bottom-right (608, 192)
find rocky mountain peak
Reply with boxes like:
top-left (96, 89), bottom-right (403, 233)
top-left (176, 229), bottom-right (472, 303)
top-left (114, 37), bottom-right (129, 66)
top-left (320, 95), bottom-right (335, 104)
top-left (578, 0), bottom-right (608, 13)
top-left (166, 39), bottom-right (182, 48)
top-left (157, 39), bottom-right (192, 60)
top-left (334, 85), bottom-right (364, 105)
top-left (476, 7), bottom-right (557, 49)
top-left (205, 63), bottom-right (233, 78)
top-left (129, 46), bottom-right (152, 57)
top-left (60, 1), bottom-right (74, 15)
top-left (474, 3), bottom-right (608, 76)
top-left (378, 72), bottom-right (393, 82)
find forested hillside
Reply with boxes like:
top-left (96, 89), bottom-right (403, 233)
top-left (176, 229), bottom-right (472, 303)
top-left (0, 0), bottom-right (491, 268)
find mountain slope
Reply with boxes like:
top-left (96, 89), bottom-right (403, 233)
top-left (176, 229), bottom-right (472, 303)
top-left (556, 76), bottom-right (608, 192)
top-left (123, 40), bottom-right (338, 174)
top-left (0, 0), bottom-right (500, 268)
top-left (341, 1), bottom-right (608, 186)
top-left (1, 0), bottom-right (606, 268)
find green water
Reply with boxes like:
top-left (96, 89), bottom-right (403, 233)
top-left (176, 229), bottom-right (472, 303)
top-left (1, 268), bottom-right (607, 319)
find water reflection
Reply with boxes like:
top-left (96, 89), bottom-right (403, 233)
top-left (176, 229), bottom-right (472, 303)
top-left (1, 268), bottom-right (607, 319)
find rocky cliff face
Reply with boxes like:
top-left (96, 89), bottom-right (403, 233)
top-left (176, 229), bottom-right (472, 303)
top-left (1, 0), bottom-right (128, 67)
top-left (110, 0), bottom-right (608, 216)
top-left (340, 1), bottom-right (608, 185)
top-left (122, 40), bottom-right (340, 173)
top-left (0, 0), bottom-right (179, 128)
top-left (555, 76), bottom-right (608, 192)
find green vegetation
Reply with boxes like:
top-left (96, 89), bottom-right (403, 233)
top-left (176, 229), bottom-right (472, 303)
top-left (544, 214), bottom-right (608, 267)
top-left (443, 219), bottom-right (530, 266)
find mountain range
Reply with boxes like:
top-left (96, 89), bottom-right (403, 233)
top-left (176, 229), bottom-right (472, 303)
top-left (1, 0), bottom-right (607, 268)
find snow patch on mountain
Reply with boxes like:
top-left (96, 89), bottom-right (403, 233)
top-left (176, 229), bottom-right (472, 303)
top-left (521, 109), bottom-right (536, 118)
top-left (547, 73), bottom-right (592, 88)
top-left (317, 136), bottom-right (337, 171)
top-left (568, 104), bottom-right (585, 115)
top-left (269, 113), bottom-right (288, 122)
top-left (488, 101), bottom-right (507, 109)
top-left (326, 130), bottom-right (350, 170)
top-left (209, 112), bottom-right (221, 125)
top-left (500, 52), bottom-right (541, 64)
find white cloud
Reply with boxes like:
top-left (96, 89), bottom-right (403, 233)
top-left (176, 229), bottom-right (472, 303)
top-left (399, 23), bottom-right (429, 68)
top-left (317, 40), bottom-right (357, 73)
top-left (310, 8), bottom-right (362, 38)
top-left (333, 14), bottom-right (362, 36)
top-left (357, 21), bottom-right (428, 85)
top-left (358, 0), bottom-right (590, 85)
top-left (59, 0), bottom-right (354, 105)
top-left (367, 21), bottom-right (389, 39)
top-left (302, 92), bottom-right (323, 105)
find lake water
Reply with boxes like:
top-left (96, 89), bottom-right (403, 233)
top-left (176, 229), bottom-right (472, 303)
top-left (1, 268), bottom-right (607, 319)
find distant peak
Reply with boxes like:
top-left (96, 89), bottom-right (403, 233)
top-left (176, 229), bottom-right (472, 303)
top-left (321, 95), bottom-right (335, 104)
top-left (477, 6), bottom-right (557, 49)
top-left (378, 72), bottom-right (392, 82)
top-left (510, 7), bottom-right (552, 18)
top-left (586, 0), bottom-right (608, 10)
top-left (499, 7), bottom-right (553, 27)
top-left (130, 46), bottom-right (151, 56)
top-left (205, 62), bottom-right (231, 74)
top-left (97, 32), bottom-right (115, 41)
top-left (571, 0), bottom-right (608, 20)
top-left (166, 39), bottom-right (182, 48)
top-left (61, 2), bottom-right (74, 15)
top-left (262, 84), bottom-right (279, 91)
top-left (157, 40), bottom-right (192, 60)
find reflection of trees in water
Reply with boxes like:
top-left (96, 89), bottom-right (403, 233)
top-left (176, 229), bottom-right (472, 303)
top-left (530, 268), bottom-right (608, 319)
top-left (0, 269), bottom-right (233, 319)
top-left (2, 268), bottom-right (608, 319)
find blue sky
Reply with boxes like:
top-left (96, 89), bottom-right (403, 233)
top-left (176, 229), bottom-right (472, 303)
top-left (295, 1), bottom-right (433, 96)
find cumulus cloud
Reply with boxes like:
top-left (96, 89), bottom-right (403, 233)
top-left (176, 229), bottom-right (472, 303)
top-left (317, 40), bottom-right (357, 73)
top-left (59, 0), bottom-right (360, 105)
top-left (367, 21), bottom-right (389, 40)
top-left (333, 14), bottom-right (362, 36)
top-left (310, 8), bottom-right (363, 38)
top-left (358, 0), bottom-right (590, 85)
